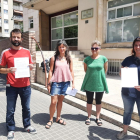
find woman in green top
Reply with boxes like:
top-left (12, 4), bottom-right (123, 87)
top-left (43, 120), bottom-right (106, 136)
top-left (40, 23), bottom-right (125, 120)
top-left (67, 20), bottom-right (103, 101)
top-left (81, 40), bottom-right (109, 126)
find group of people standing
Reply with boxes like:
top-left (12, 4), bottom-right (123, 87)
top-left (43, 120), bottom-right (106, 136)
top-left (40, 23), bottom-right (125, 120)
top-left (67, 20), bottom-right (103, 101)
top-left (0, 28), bottom-right (140, 140)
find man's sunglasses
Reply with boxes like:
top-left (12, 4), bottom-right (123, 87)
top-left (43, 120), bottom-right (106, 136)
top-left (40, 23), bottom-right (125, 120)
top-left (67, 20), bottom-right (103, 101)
top-left (91, 47), bottom-right (100, 51)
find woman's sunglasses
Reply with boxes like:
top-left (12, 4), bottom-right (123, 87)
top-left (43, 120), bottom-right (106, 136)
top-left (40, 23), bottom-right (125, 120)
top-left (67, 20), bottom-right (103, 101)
top-left (91, 47), bottom-right (100, 51)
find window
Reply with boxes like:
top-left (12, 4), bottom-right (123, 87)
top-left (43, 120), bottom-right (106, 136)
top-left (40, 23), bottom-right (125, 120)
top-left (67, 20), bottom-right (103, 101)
top-left (3, 0), bottom-right (8, 4)
top-left (4, 19), bottom-right (8, 24)
top-left (29, 17), bottom-right (33, 28)
top-left (4, 9), bottom-right (8, 14)
top-left (4, 29), bottom-right (9, 33)
top-left (51, 11), bottom-right (78, 50)
top-left (107, 0), bottom-right (140, 42)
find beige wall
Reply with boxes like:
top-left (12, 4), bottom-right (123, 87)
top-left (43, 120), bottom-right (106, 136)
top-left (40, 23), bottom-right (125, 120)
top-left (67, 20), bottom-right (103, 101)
top-left (78, 0), bottom-right (134, 60)
top-left (78, 0), bottom-right (97, 53)
top-left (23, 8), bottom-right (39, 42)
top-left (100, 48), bottom-right (132, 59)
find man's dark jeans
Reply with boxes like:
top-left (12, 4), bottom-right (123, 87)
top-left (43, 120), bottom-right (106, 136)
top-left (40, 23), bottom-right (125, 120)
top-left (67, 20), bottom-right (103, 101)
top-left (6, 85), bottom-right (31, 131)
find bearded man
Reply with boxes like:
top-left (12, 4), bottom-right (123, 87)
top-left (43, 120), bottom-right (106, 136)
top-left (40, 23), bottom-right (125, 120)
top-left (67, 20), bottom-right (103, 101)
top-left (0, 29), bottom-right (37, 140)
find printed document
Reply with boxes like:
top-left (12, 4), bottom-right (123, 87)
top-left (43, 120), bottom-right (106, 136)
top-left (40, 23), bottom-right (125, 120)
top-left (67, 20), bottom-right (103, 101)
top-left (66, 87), bottom-right (78, 96)
top-left (121, 67), bottom-right (138, 87)
top-left (14, 57), bottom-right (30, 78)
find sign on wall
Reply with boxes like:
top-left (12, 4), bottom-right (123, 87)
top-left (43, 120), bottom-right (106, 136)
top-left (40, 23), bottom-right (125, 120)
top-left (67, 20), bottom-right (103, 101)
top-left (81, 8), bottom-right (93, 19)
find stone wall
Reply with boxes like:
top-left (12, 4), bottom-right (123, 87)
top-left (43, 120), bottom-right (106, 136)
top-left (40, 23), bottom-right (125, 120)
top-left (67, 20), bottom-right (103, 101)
top-left (0, 31), bottom-right (36, 83)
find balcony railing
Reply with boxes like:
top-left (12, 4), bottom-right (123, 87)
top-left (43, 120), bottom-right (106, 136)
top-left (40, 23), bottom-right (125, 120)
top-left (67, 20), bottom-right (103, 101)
top-left (13, 5), bottom-right (23, 11)
top-left (0, 32), bottom-right (2, 36)
top-left (14, 24), bottom-right (22, 29)
top-left (13, 15), bottom-right (23, 21)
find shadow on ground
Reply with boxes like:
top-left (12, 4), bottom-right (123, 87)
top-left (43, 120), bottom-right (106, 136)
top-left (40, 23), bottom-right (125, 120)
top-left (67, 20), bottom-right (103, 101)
top-left (31, 113), bottom-right (50, 125)
top-left (88, 126), bottom-right (139, 140)
top-left (0, 122), bottom-right (25, 137)
top-left (61, 114), bottom-right (95, 122)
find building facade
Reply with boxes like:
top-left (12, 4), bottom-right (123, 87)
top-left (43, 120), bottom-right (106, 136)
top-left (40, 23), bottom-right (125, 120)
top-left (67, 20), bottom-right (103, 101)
top-left (23, 6), bottom-right (39, 42)
top-left (23, 0), bottom-right (140, 74)
top-left (0, 0), bottom-right (23, 38)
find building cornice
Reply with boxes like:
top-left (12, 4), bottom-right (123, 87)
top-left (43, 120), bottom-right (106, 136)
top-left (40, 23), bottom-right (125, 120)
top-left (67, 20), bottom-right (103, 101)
top-left (22, 0), bottom-right (44, 8)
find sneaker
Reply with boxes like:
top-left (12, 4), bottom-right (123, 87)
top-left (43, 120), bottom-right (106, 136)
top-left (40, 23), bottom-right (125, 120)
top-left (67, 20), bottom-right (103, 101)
top-left (7, 131), bottom-right (14, 140)
top-left (25, 126), bottom-right (37, 134)
top-left (116, 131), bottom-right (127, 139)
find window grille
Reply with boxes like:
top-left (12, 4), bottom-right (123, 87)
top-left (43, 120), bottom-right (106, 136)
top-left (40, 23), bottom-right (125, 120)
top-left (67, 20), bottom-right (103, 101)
top-left (107, 59), bottom-right (123, 75)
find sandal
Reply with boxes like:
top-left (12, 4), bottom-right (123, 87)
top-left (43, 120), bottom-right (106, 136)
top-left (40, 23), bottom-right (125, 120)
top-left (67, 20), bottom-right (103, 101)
top-left (95, 118), bottom-right (102, 126)
top-left (85, 117), bottom-right (91, 125)
top-left (45, 120), bottom-right (53, 129)
top-left (56, 118), bottom-right (66, 125)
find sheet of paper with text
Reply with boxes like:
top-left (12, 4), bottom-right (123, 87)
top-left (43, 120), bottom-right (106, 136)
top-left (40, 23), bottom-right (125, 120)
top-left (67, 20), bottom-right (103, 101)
top-left (66, 87), bottom-right (78, 96)
top-left (121, 67), bottom-right (138, 87)
top-left (14, 57), bottom-right (30, 78)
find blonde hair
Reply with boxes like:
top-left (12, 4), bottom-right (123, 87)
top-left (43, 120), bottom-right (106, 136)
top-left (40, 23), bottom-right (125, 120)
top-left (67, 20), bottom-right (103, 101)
top-left (91, 40), bottom-right (101, 48)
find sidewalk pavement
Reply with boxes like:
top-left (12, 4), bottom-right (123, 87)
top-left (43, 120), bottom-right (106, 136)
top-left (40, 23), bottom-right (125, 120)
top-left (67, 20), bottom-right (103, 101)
top-left (75, 75), bottom-right (137, 113)
top-left (0, 74), bottom-right (139, 140)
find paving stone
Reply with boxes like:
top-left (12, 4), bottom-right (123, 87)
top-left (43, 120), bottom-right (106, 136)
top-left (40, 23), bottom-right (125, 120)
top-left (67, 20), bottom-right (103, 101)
top-left (0, 74), bottom-right (139, 140)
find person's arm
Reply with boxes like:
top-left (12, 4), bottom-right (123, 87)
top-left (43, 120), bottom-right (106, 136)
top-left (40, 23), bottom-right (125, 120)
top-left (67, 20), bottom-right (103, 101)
top-left (28, 64), bottom-right (33, 70)
top-left (70, 58), bottom-right (75, 89)
top-left (134, 86), bottom-right (140, 91)
top-left (0, 65), bottom-right (16, 74)
top-left (84, 63), bottom-right (87, 72)
top-left (47, 56), bottom-right (55, 93)
top-left (104, 61), bottom-right (108, 74)
top-left (28, 52), bottom-right (34, 70)
top-left (119, 66), bottom-right (124, 77)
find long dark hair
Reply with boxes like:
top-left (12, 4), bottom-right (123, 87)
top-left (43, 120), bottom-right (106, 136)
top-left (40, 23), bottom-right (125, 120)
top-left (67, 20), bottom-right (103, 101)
top-left (131, 37), bottom-right (140, 56)
top-left (131, 37), bottom-right (140, 65)
top-left (54, 39), bottom-right (71, 64)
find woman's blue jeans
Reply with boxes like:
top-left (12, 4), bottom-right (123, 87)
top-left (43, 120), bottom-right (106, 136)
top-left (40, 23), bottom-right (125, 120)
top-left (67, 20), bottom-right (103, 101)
top-left (6, 85), bottom-right (31, 131)
top-left (122, 93), bottom-right (140, 125)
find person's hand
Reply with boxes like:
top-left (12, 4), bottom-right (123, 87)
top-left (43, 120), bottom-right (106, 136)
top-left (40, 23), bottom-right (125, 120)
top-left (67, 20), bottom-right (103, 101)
top-left (9, 67), bottom-right (17, 73)
top-left (47, 85), bottom-right (51, 93)
top-left (134, 86), bottom-right (140, 91)
top-left (29, 64), bottom-right (33, 70)
top-left (72, 83), bottom-right (75, 90)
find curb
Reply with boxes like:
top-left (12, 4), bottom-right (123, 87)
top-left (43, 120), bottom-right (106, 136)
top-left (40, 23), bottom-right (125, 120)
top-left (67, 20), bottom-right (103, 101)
top-left (31, 83), bottom-right (140, 136)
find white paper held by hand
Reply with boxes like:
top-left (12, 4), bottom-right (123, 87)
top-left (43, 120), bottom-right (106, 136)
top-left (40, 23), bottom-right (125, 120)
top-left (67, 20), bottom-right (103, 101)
top-left (66, 87), bottom-right (78, 96)
top-left (14, 57), bottom-right (30, 78)
top-left (121, 67), bottom-right (138, 87)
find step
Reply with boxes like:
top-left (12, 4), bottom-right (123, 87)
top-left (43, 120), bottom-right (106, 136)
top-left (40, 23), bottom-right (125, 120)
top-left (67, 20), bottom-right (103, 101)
top-left (36, 55), bottom-right (85, 61)
top-left (36, 51), bottom-right (81, 56)
top-left (31, 82), bottom-right (140, 136)
top-left (75, 91), bottom-right (139, 122)
top-left (73, 68), bottom-right (84, 72)
top-left (71, 54), bottom-right (85, 59)
top-left (36, 53), bottom-right (85, 59)
top-left (36, 64), bottom-right (139, 123)
top-left (74, 72), bottom-right (85, 76)
top-left (36, 60), bottom-right (84, 65)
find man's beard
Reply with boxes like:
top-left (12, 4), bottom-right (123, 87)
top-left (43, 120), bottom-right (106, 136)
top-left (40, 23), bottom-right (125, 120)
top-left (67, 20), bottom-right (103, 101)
top-left (11, 40), bottom-right (21, 47)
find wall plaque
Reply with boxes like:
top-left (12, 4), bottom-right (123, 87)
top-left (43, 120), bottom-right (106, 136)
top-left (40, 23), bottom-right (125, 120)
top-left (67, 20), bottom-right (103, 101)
top-left (81, 8), bottom-right (93, 19)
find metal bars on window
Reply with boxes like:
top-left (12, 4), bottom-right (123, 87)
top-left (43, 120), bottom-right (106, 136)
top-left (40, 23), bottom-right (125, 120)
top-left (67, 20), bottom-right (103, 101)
top-left (107, 59), bottom-right (123, 75)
